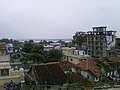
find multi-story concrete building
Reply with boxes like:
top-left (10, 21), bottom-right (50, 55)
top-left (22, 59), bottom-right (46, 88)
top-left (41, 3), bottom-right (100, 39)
top-left (0, 43), bottom-right (23, 87)
top-left (115, 38), bottom-right (120, 49)
top-left (87, 26), bottom-right (116, 57)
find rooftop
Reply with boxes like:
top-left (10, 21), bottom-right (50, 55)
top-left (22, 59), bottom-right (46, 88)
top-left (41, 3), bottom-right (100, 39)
top-left (31, 62), bottom-right (68, 85)
top-left (76, 60), bottom-right (101, 77)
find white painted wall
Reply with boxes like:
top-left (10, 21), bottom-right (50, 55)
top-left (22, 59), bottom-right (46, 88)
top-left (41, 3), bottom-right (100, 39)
top-left (74, 50), bottom-right (85, 56)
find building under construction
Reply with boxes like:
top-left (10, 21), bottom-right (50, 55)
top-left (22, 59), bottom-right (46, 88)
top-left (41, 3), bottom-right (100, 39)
top-left (87, 26), bottom-right (116, 57)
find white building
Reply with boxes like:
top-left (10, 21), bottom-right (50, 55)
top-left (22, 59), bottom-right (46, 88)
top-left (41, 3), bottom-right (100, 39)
top-left (44, 45), bottom-right (54, 51)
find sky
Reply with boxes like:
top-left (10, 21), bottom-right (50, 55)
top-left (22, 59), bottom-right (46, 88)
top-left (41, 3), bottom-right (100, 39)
top-left (0, 0), bottom-right (120, 39)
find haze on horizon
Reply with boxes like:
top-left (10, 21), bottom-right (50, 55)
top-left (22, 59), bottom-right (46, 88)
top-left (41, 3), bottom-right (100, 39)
top-left (0, 0), bottom-right (120, 39)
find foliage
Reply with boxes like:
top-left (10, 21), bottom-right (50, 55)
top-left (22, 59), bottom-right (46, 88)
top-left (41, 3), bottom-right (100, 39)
top-left (22, 43), bottom-right (34, 53)
top-left (110, 62), bottom-right (120, 70)
top-left (0, 38), bottom-right (13, 43)
top-left (0, 38), bottom-right (22, 47)
top-left (31, 44), bottom-right (44, 53)
top-left (45, 49), bottom-right (63, 62)
top-left (73, 33), bottom-right (87, 46)
top-left (21, 43), bottom-right (63, 63)
top-left (28, 53), bottom-right (45, 62)
top-left (67, 83), bottom-right (81, 88)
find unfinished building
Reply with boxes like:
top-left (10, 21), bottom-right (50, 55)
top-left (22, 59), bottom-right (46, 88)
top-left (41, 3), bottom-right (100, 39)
top-left (87, 26), bottom-right (116, 57)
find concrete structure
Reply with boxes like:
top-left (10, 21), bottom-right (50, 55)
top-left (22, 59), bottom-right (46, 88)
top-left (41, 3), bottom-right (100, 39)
top-left (0, 43), bottom-right (6, 55)
top-left (76, 60), bottom-right (102, 82)
top-left (0, 62), bottom-right (21, 86)
top-left (87, 26), bottom-right (116, 57)
top-left (62, 47), bottom-right (90, 64)
top-left (0, 43), bottom-right (22, 87)
top-left (44, 45), bottom-right (54, 51)
top-left (62, 47), bottom-right (75, 55)
top-left (6, 43), bottom-right (14, 54)
top-left (115, 38), bottom-right (120, 49)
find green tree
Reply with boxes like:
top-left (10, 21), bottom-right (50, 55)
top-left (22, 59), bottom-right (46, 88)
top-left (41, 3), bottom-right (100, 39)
top-left (73, 32), bottom-right (87, 46)
top-left (22, 43), bottom-right (34, 53)
top-left (28, 53), bottom-right (45, 63)
top-left (21, 43), bottom-right (44, 63)
top-left (45, 49), bottom-right (63, 62)
top-left (31, 44), bottom-right (44, 53)
top-left (0, 38), bottom-right (13, 43)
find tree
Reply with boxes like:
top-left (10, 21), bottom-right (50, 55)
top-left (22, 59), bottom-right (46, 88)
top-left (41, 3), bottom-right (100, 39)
top-left (22, 43), bottom-right (34, 53)
top-left (0, 38), bottom-right (13, 43)
top-left (31, 44), bottom-right (44, 53)
top-left (73, 32), bottom-right (87, 46)
top-left (45, 49), bottom-right (63, 62)
top-left (28, 53), bottom-right (45, 63)
top-left (21, 43), bottom-right (44, 63)
top-left (21, 42), bottom-right (63, 63)
top-left (28, 39), bottom-right (34, 44)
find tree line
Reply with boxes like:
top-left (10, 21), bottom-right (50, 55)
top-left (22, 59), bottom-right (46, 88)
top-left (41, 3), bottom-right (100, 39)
top-left (20, 42), bottom-right (63, 64)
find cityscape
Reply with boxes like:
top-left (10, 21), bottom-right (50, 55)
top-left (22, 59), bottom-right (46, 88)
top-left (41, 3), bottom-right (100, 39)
top-left (0, 26), bottom-right (120, 90)
top-left (1, 0), bottom-right (120, 90)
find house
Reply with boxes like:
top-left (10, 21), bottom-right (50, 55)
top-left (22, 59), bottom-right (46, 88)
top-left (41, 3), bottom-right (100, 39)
top-left (96, 58), bottom-right (114, 76)
top-left (0, 63), bottom-right (22, 86)
top-left (25, 61), bottom-right (92, 89)
top-left (44, 44), bottom-right (54, 51)
top-left (6, 43), bottom-right (14, 54)
top-left (26, 62), bottom-right (68, 90)
top-left (76, 60), bottom-right (102, 82)
top-left (62, 47), bottom-right (90, 64)
top-left (0, 43), bottom-right (22, 86)
top-left (62, 54), bottom-right (83, 64)
top-left (59, 61), bottom-right (91, 86)
top-left (0, 43), bottom-right (6, 55)
top-left (62, 47), bottom-right (75, 55)
top-left (50, 42), bottom-right (61, 50)
top-left (97, 57), bottom-right (120, 80)
top-left (59, 61), bottom-right (76, 73)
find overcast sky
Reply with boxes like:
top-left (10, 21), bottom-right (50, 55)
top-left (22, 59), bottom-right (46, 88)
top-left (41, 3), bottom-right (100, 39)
top-left (0, 0), bottom-right (120, 39)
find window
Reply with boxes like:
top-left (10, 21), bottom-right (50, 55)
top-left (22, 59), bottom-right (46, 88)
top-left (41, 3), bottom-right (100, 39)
top-left (83, 52), bottom-right (84, 55)
top-left (96, 77), bottom-right (98, 80)
top-left (87, 75), bottom-right (89, 79)
top-left (70, 58), bottom-right (73, 61)
top-left (1, 69), bottom-right (9, 76)
top-left (96, 37), bottom-right (98, 40)
top-left (47, 86), bottom-right (51, 89)
top-left (64, 56), bottom-right (66, 59)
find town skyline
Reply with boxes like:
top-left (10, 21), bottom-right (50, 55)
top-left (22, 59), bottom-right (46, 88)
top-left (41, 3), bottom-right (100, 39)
top-left (0, 0), bottom-right (120, 39)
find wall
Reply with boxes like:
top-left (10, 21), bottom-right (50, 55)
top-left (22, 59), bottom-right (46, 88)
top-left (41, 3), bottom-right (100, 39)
top-left (80, 70), bottom-right (94, 81)
top-left (0, 75), bottom-right (21, 86)
top-left (74, 50), bottom-right (85, 56)
top-left (63, 55), bottom-right (80, 64)
top-left (44, 83), bottom-right (68, 90)
top-left (62, 47), bottom-right (75, 55)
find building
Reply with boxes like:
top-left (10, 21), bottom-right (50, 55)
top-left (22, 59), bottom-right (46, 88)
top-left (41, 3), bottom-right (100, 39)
top-left (25, 62), bottom-right (68, 90)
top-left (87, 26), bottom-right (116, 57)
top-left (44, 45), bottom-right (54, 51)
top-left (62, 47), bottom-right (90, 64)
top-left (25, 61), bottom-right (91, 89)
top-left (6, 43), bottom-right (14, 54)
top-left (0, 43), bottom-right (22, 87)
top-left (0, 63), bottom-right (21, 86)
top-left (76, 60), bottom-right (102, 82)
top-left (115, 38), bottom-right (120, 49)
top-left (0, 43), bottom-right (6, 55)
